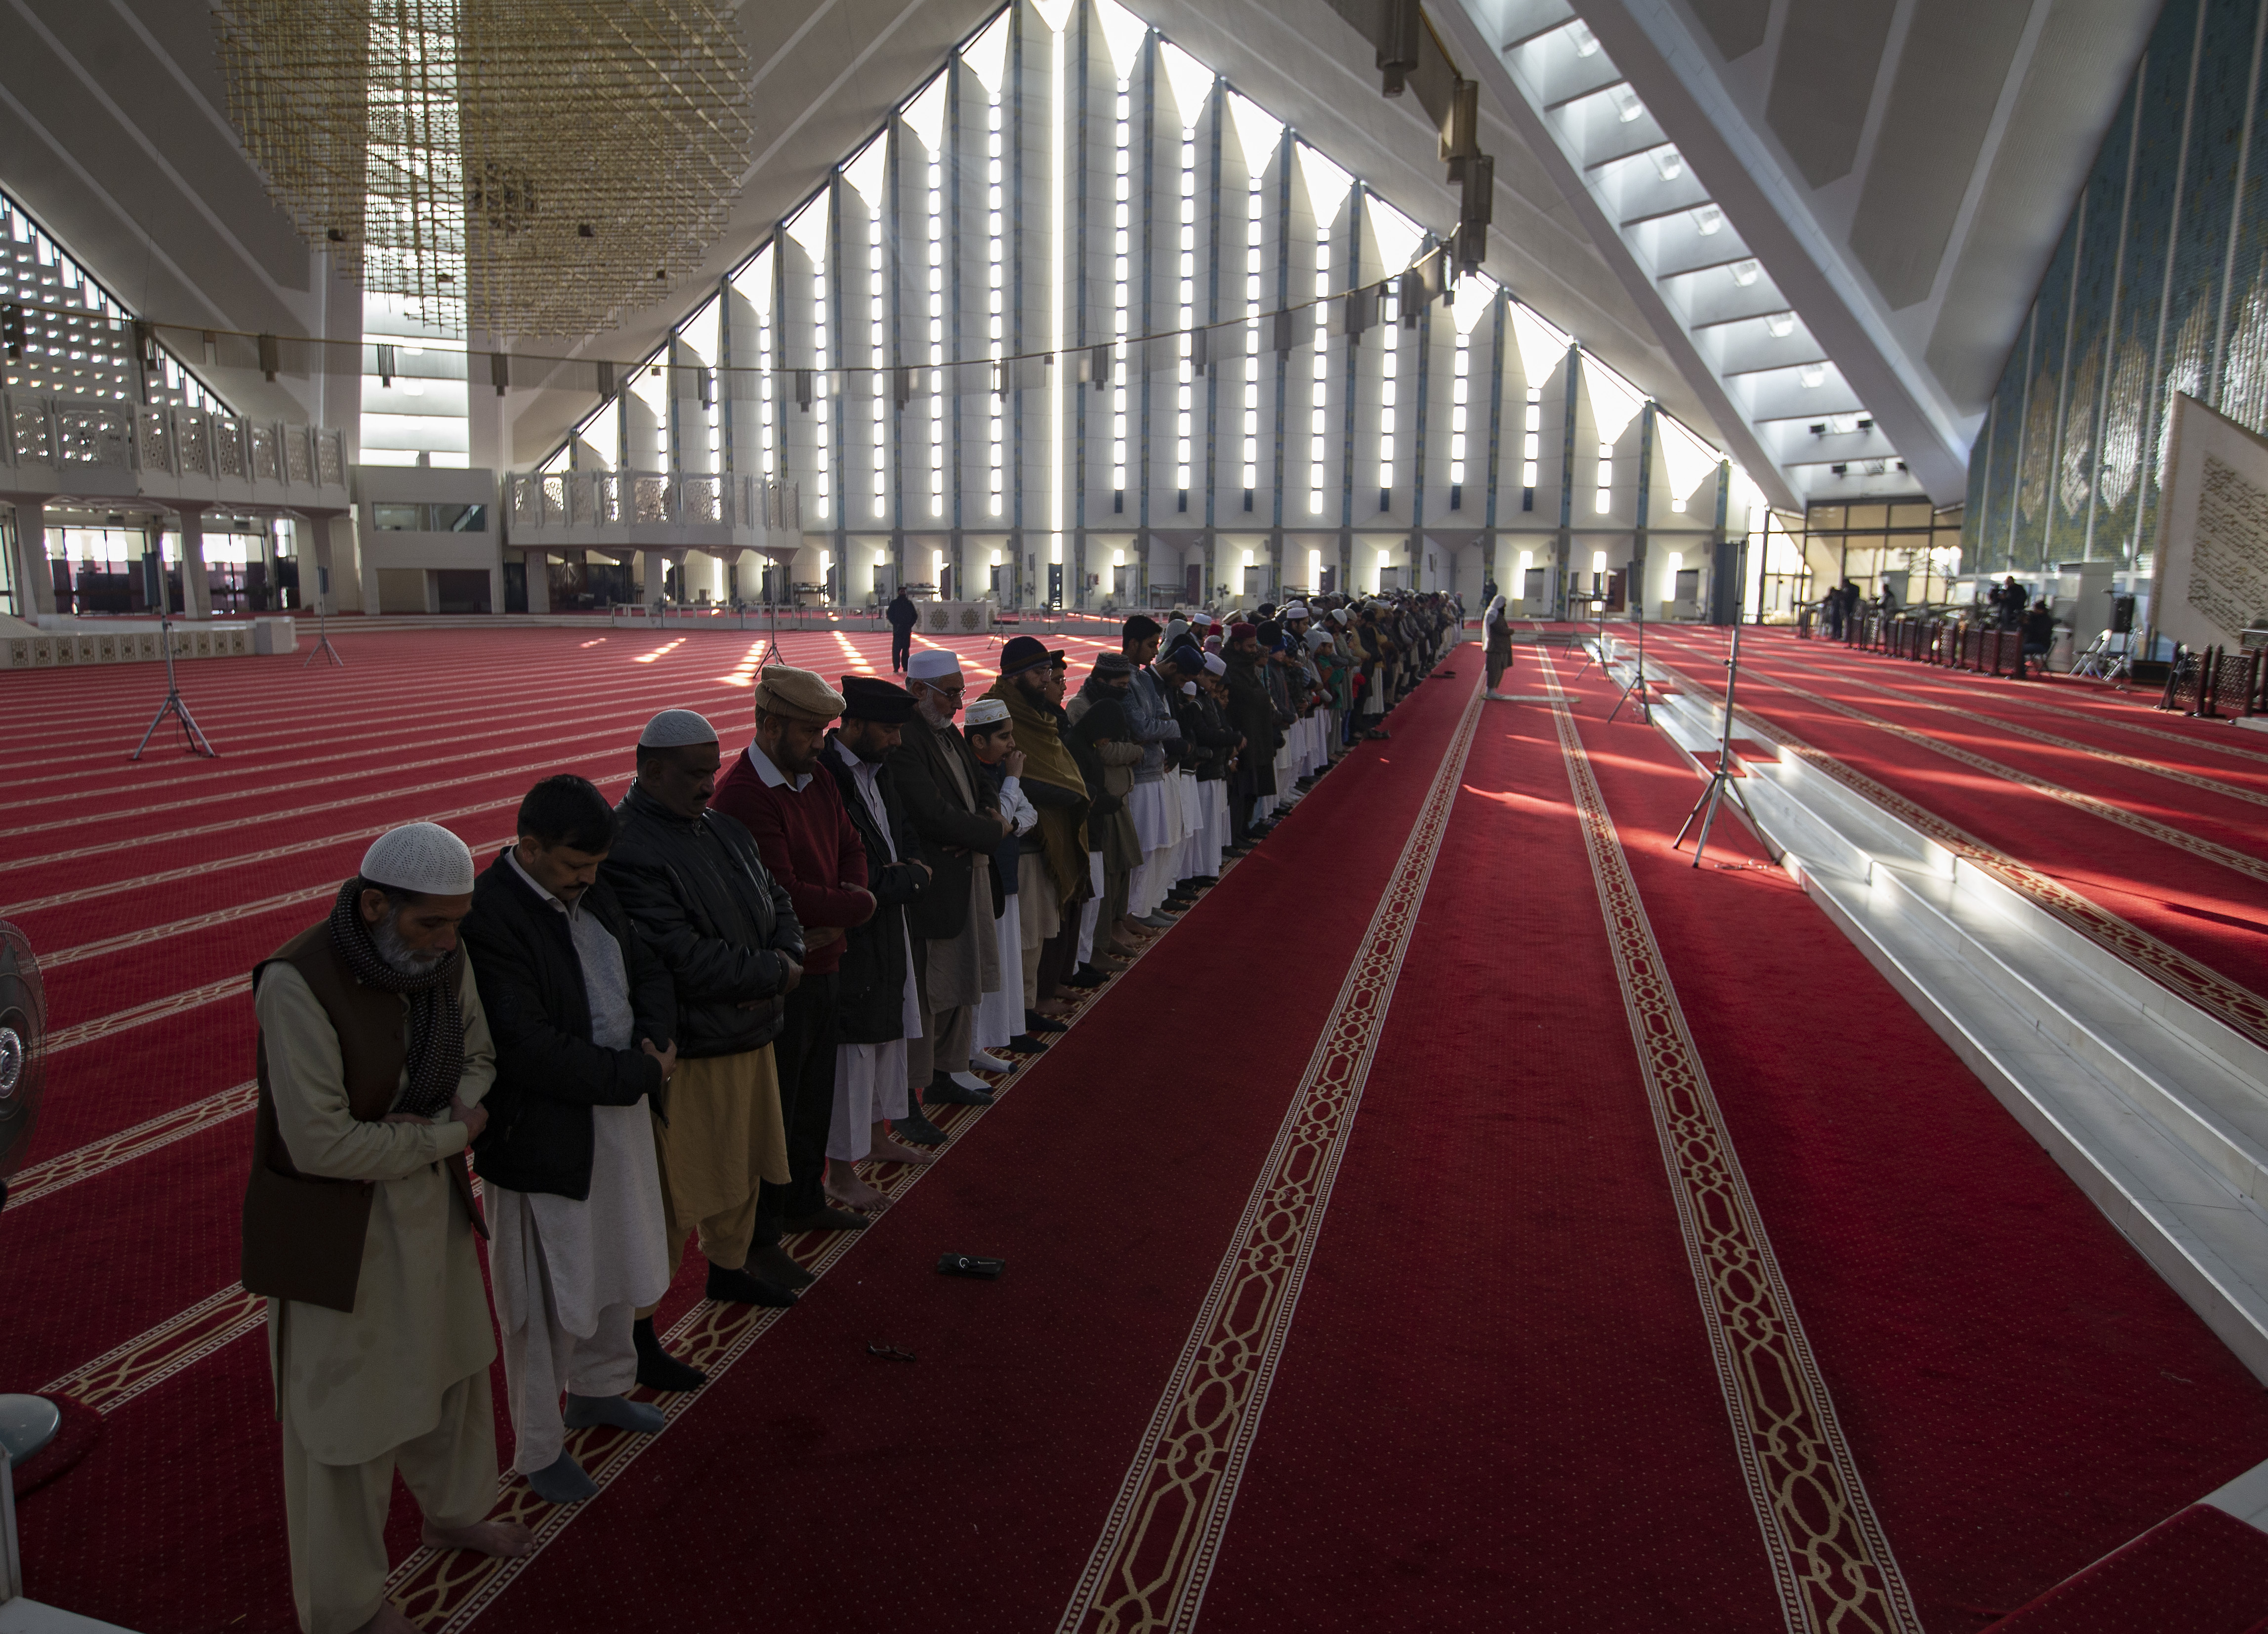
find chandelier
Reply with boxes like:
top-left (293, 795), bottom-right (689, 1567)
top-left (213, 0), bottom-right (750, 339)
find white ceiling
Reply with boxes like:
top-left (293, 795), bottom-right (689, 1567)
top-left (0, 0), bottom-right (2153, 504)
top-left (1437, 0), bottom-right (2159, 508)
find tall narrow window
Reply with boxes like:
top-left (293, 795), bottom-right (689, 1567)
top-left (1596, 438), bottom-right (1613, 514)
top-left (987, 89), bottom-right (1005, 516)
top-left (1377, 281), bottom-right (1399, 504)
top-left (1522, 385), bottom-right (1540, 506)
top-left (1309, 221), bottom-right (1330, 513)
top-left (868, 205), bottom-right (886, 517)
top-left (814, 253), bottom-right (831, 518)
top-left (929, 145), bottom-right (945, 515)
top-left (1240, 165), bottom-right (1262, 504)
top-left (1448, 328), bottom-right (1469, 507)
top-left (1175, 124), bottom-right (1196, 498)
top-left (1111, 80), bottom-right (1131, 504)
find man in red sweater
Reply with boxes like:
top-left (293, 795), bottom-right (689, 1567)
top-left (711, 664), bottom-right (878, 1279)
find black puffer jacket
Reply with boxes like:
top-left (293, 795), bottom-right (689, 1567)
top-left (603, 782), bottom-right (804, 1059)
top-left (462, 848), bottom-right (674, 1200)
top-left (822, 736), bottom-right (930, 1045)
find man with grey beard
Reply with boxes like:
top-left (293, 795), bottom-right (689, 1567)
top-left (245, 821), bottom-right (531, 1634)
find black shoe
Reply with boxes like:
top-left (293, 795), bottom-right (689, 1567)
top-left (633, 1317), bottom-right (707, 1392)
top-left (1023, 1010), bottom-right (1069, 1034)
top-left (1188, 875), bottom-right (1219, 885)
top-left (704, 1260), bottom-right (799, 1307)
top-left (1007, 1032), bottom-right (1053, 1054)
top-left (1063, 964), bottom-right (1109, 989)
top-left (783, 1205), bottom-right (874, 1233)
top-left (895, 1108), bottom-right (948, 1145)
top-left (925, 1074), bottom-right (996, 1105)
top-left (746, 1239), bottom-right (817, 1290)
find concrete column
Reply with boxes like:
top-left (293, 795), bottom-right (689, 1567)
top-left (641, 550), bottom-right (667, 609)
top-left (524, 550), bottom-right (551, 614)
top-left (9, 498), bottom-right (58, 616)
top-left (178, 505), bottom-right (214, 619)
top-left (487, 557), bottom-right (506, 617)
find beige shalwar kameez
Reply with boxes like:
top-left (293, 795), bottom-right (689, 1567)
top-left (255, 957), bottom-right (499, 1634)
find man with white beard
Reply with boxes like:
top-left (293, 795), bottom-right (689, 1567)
top-left (244, 821), bottom-right (531, 1634)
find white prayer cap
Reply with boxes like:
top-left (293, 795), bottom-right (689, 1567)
top-left (361, 822), bottom-right (474, 896)
top-left (1202, 651), bottom-right (1226, 676)
top-left (1181, 680), bottom-right (1197, 695)
top-left (963, 697), bottom-right (1010, 727)
top-left (1282, 602), bottom-right (1310, 619)
top-left (1308, 630), bottom-right (1334, 651)
top-left (1330, 609), bottom-right (1349, 626)
top-left (1192, 612), bottom-right (1215, 628)
top-left (638, 708), bottom-right (717, 749)
top-left (907, 649), bottom-right (962, 680)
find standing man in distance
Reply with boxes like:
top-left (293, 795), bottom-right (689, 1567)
top-left (886, 586), bottom-right (920, 675)
top-left (245, 821), bottom-right (531, 1634)
top-left (461, 775), bottom-right (690, 1510)
top-left (712, 665), bottom-right (878, 1244)
top-left (604, 708), bottom-right (807, 1309)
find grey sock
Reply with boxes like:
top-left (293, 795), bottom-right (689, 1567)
top-left (524, 1450), bottom-right (598, 1504)
top-left (563, 1392), bottom-right (666, 1435)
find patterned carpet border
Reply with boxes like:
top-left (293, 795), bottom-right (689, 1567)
top-left (1542, 649), bottom-right (1920, 1634)
top-left (1055, 676), bottom-right (1485, 1634)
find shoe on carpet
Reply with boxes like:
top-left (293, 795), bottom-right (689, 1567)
top-left (1188, 875), bottom-right (1219, 885)
top-left (969, 1048), bottom-right (1015, 1072)
top-left (746, 1239), bottom-right (817, 1290)
top-left (1485, 690), bottom-right (1512, 701)
top-left (704, 1260), bottom-right (799, 1307)
top-left (783, 1205), bottom-right (874, 1233)
top-left (895, 1108), bottom-right (948, 1145)
top-left (1007, 1033), bottom-right (1053, 1054)
top-left (1136, 912), bottom-right (1177, 930)
top-left (949, 1070), bottom-right (998, 1095)
top-left (1064, 964), bottom-right (1109, 988)
top-left (525, 1451), bottom-right (599, 1505)
top-left (925, 1074), bottom-right (996, 1105)
top-left (1023, 1010), bottom-right (1070, 1034)
top-left (632, 1317), bottom-right (706, 1392)
top-left (564, 1393), bottom-right (666, 1435)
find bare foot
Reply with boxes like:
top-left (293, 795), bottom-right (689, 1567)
top-left (420, 1517), bottom-right (534, 1558)
top-left (825, 1163), bottom-right (887, 1211)
top-left (353, 1602), bottom-right (420, 1634)
top-left (868, 1133), bottom-right (937, 1167)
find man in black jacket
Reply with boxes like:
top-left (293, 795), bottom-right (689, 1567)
top-left (886, 588), bottom-right (919, 673)
top-left (602, 708), bottom-right (808, 1309)
top-left (462, 775), bottom-right (697, 1507)
top-left (823, 677), bottom-right (943, 1200)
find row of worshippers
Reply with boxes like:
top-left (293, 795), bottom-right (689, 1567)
top-left (241, 607), bottom-right (1465, 1634)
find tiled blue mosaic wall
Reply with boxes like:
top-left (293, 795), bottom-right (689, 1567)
top-left (1967, 0), bottom-right (2268, 573)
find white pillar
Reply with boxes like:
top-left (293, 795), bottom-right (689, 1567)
top-left (642, 550), bottom-right (667, 609)
top-left (524, 550), bottom-right (551, 613)
top-left (178, 507), bottom-right (214, 619)
top-left (10, 499), bottom-right (57, 616)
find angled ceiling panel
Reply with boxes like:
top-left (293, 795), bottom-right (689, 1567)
top-left (1764, 0), bottom-right (1898, 189)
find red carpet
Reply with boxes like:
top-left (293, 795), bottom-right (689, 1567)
top-left (7, 624), bottom-right (2268, 1631)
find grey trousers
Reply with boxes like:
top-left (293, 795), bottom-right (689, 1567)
top-left (907, 940), bottom-right (974, 1083)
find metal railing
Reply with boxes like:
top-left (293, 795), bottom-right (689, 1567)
top-left (504, 469), bottom-right (800, 534)
top-left (0, 391), bottom-right (347, 491)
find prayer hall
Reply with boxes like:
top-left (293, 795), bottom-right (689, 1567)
top-left (7, 0), bottom-right (2268, 1629)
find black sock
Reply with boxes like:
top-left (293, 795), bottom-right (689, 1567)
top-left (633, 1316), bottom-right (707, 1391)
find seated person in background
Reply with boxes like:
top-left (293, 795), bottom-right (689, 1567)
top-left (461, 774), bottom-right (689, 1509)
top-left (2022, 601), bottom-right (2057, 660)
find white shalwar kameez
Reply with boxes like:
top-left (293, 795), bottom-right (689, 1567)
top-left (485, 852), bottom-right (671, 1482)
top-left (831, 740), bottom-right (930, 1160)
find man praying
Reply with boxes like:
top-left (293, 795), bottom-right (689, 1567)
top-left (244, 821), bottom-right (531, 1634)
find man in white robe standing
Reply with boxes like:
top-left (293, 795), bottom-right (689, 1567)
top-left (461, 774), bottom-right (687, 1507)
top-left (245, 822), bottom-right (532, 1634)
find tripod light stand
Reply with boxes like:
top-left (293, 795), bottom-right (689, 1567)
top-left (1607, 588), bottom-right (1651, 724)
top-left (1673, 560), bottom-right (1776, 870)
top-left (303, 589), bottom-right (344, 668)
top-left (131, 615), bottom-right (217, 760)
